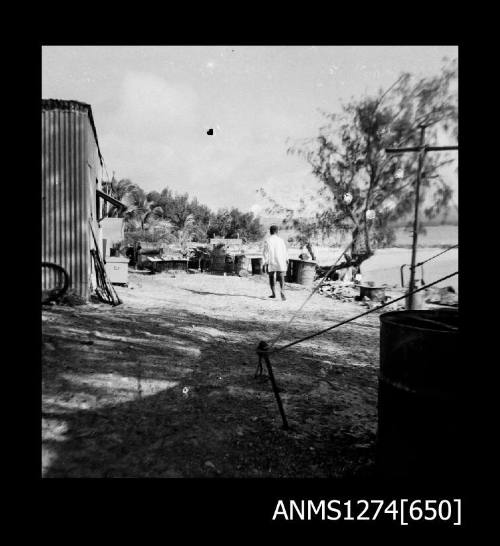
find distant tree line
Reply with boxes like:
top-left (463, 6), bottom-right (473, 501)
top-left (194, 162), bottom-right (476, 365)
top-left (104, 177), bottom-right (265, 246)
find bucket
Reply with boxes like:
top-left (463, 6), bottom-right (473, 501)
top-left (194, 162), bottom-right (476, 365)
top-left (405, 280), bottom-right (425, 310)
top-left (251, 257), bottom-right (263, 275)
top-left (359, 284), bottom-right (386, 302)
top-left (377, 309), bottom-right (460, 480)
top-left (296, 260), bottom-right (316, 287)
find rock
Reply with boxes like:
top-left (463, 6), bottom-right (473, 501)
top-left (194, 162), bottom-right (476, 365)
top-left (440, 292), bottom-right (459, 306)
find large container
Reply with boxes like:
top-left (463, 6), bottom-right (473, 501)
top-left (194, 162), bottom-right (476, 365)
top-left (286, 259), bottom-right (300, 282)
top-left (104, 256), bottom-right (129, 285)
top-left (211, 247), bottom-right (227, 275)
top-left (42, 99), bottom-right (104, 300)
top-left (405, 280), bottom-right (425, 310)
top-left (251, 257), bottom-right (263, 275)
top-left (377, 309), bottom-right (461, 480)
top-left (234, 254), bottom-right (247, 276)
top-left (296, 260), bottom-right (317, 287)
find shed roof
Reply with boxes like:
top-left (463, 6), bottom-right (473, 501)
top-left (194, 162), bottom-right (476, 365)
top-left (42, 99), bottom-right (104, 165)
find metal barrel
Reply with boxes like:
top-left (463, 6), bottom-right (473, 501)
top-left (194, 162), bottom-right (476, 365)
top-left (251, 257), bottom-right (263, 275)
top-left (286, 259), bottom-right (300, 282)
top-left (377, 309), bottom-right (461, 480)
top-left (296, 260), bottom-right (316, 287)
top-left (210, 247), bottom-right (226, 275)
top-left (234, 254), bottom-right (247, 275)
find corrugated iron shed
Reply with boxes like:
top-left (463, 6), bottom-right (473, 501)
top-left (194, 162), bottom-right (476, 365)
top-left (42, 99), bottom-right (104, 300)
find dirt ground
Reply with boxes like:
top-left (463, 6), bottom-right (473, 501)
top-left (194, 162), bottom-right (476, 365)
top-left (42, 270), bottom-right (390, 478)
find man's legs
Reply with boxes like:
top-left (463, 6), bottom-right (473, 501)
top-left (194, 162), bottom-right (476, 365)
top-left (276, 271), bottom-right (286, 300)
top-left (268, 271), bottom-right (276, 298)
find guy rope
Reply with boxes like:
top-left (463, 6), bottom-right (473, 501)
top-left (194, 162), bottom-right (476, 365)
top-left (400, 243), bottom-right (458, 286)
top-left (256, 270), bottom-right (458, 429)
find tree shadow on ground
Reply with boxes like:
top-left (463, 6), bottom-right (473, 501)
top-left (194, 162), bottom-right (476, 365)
top-left (182, 288), bottom-right (267, 300)
top-left (42, 304), bottom-right (378, 478)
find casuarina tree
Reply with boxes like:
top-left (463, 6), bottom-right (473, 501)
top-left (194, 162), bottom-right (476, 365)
top-left (263, 58), bottom-right (458, 265)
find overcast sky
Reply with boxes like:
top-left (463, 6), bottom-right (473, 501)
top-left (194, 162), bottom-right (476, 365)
top-left (42, 45), bottom-right (458, 215)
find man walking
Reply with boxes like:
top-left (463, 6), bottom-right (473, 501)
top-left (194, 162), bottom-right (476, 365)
top-left (262, 225), bottom-right (288, 300)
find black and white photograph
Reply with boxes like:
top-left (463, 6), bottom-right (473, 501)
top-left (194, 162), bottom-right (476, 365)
top-left (41, 45), bottom-right (461, 507)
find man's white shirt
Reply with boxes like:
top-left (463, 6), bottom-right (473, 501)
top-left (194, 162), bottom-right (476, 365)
top-left (263, 234), bottom-right (288, 272)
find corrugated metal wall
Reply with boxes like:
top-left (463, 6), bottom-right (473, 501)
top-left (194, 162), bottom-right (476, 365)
top-left (42, 102), bottom-right (102, 300)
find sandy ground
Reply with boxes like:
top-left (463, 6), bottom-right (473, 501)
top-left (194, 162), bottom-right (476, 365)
top-left (42, 270), bottom-right (398, 478)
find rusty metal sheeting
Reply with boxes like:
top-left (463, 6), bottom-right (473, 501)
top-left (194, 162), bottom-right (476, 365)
top-left (42, 99), bottom-right (104, 164)
top-left (42, 100), bottom-right (103, 300)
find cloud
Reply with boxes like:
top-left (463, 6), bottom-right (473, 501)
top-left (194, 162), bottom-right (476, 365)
top-left (99, 71), bottom-right (201, 187)
top-left (98, 70), bottom-right (322, 211)
top-left (112, 71), bottom-right (199, 141)
top-left (99, 132), bottom-right (177, 185)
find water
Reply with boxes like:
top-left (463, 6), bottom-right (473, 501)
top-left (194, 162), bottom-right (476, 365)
top-left (246, 224), bottom-right (459, 290)
top-left (361, 248), bottom-right (458, 290)
top-left (285, 246), bottom-right (458, 291)
top-left (278, 224), bottom-right (458, 249)
top-left (393, 225), bottom-right (458, 247)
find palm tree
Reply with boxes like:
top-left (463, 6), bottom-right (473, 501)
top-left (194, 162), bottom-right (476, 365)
top-left (109, 178), bottom-right (138, 202)
top-left (170, 213), bottom-right (197, 248)
top-left (110, 185), bottom-right (163, 233)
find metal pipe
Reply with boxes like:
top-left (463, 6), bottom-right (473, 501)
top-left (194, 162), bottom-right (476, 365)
top-left (400, 264), bottom-right (407, 288)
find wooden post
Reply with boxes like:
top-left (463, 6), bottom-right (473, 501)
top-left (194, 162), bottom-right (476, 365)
top-left (257, 341), bottom-right (289, 430)
top-left (262, 352), bottom-right (289, 430)
top-left (408, 125), bottom-right (426, 310)
top-left (386, 131), bottom-right (458, 310)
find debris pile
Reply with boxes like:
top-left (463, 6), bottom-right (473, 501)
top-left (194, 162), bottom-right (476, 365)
top-left (317, 280), bottom-right (405, 311)
top-left (317, 281), bottom-right (359, 302)
top-left (425, 286), bottom-right (459, 307)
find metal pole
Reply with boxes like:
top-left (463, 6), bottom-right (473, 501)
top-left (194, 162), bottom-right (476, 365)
top-left (262, 352), bottom-right (289, 430)
top-left (408, 125), bottom-right (426, 310)
top-left (257, 341), bottom-right (289, 429)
